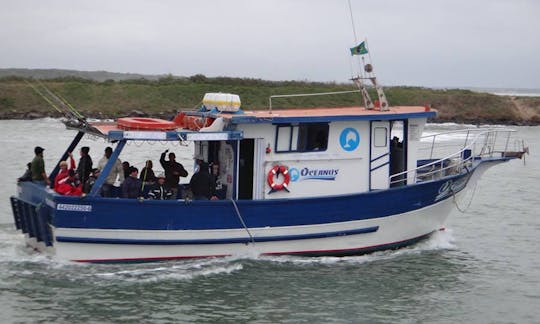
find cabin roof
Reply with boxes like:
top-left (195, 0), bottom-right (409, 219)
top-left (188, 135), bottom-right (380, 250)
top-left (215, 106), bottom-right (436, 124)
top-left (69, 105), bottom-right (435, 141)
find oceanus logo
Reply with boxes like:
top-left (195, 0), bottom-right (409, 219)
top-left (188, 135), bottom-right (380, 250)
top-left (340, 128), bottom-right (360, 151)
top-left (299, 167), bottom-right (339, 181)
top-left (435, 177), bottom-right (468, 202)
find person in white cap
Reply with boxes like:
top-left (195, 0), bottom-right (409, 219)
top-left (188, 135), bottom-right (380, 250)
top-left (147, 173), bottom-right (173, 200)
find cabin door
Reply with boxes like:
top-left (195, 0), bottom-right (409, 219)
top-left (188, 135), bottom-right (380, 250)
top-left (370, 121), bottom-right (390, 190)
top-left (238, 139), bottom-right (254, 199)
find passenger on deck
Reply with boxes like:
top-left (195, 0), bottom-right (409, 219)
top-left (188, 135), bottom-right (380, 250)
top-left (210, 162), bottom-right (227, 200)
top-left (121, 166), bottom-right (142, 198)
top-left (83, 168), bottom-right (100, 194)
top-left (56, 169), bottom-right (83, 196)
top-left (31, 146), bottom-right (50, 186)
top-left (54, 153), bottom-right (76, 189)
top-left (76, 146), bottom-right (93, 184)
top-left (18, 162), bottom-right (33, 182)
top-left (122, 161), bottom-right (131, 179)
top-left (189, 162), bottom-right (216, 200)
top-left (147, 173), bottom-right (173, 200)
top-left (160, 149), bottom-right (188, 198)
top-left (140, 160), bottom-right (157, 186)
top-left (97, 147), bottom-right (125, 197)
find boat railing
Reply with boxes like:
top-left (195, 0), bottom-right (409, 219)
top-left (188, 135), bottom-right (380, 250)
top-left (389, 128), bottom-right (524, 186)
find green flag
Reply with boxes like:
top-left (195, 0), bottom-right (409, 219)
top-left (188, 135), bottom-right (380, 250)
top-left (350, 42), bottom-right (368, 55)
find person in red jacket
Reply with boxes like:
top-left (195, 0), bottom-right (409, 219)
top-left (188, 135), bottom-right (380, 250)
top-left (55, 169), bottom-right (83, 196)
top-left (54, 153), bottom-right (76, 190)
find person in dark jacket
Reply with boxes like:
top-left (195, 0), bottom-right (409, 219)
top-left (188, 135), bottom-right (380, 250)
top-left (121, 167), bottom-right (142, 198)
top-left (210, 162), bottom-right (227, 200)
top-left (76, 146), bottom-right (93, 184)
top-left (189, 162), bottom-right (215, 200)
top-left (31, 146), bottom-right (50, 186)
top-left (147, 173), bottom-right (173, 200)
top-left (160, 149), bottom-right (188, 198)
top-left (18, 162), bottom-right (33, 182)
top-left (140, 160), bottom-right (157, 186)
top-left (122, 161), bottom-right (131, 179)
top-left (83, 168), bottom-right (100, 194)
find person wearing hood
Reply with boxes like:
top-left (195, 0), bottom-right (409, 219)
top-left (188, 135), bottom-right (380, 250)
top-left (189, 162), bottom-right (216, 200)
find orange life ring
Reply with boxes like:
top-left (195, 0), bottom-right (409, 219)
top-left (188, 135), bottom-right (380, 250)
top-left (117, 117), bottom-right (177, 131)
top-left (267, 165), bottom-right (290, 192)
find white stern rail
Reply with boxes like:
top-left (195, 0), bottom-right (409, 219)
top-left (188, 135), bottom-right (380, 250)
top-left (390, 128), bottom-right (525, 185)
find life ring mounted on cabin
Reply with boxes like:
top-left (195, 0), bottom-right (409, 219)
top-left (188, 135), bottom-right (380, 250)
top-left (267, 165), bottom-right (290, 193)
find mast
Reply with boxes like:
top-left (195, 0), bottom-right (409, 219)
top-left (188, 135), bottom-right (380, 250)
top-left (347, 1), bottom-right (388, 111)
top-left (350, 40), bottom-right (389, 111)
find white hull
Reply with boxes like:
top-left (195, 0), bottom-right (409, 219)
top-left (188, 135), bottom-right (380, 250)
top-left (39, 195), bottom-right (458, 262)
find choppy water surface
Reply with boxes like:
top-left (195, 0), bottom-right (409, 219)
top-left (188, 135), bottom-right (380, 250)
top-left (0, 120), bottom-right (538, 323)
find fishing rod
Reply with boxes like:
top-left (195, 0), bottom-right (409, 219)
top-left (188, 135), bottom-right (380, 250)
top-left (24, 80), bottom-right (70, 117)
top-left (25, 79), bottom-right (88, 125)
top-left (37, 80), bottom-right (86, 120)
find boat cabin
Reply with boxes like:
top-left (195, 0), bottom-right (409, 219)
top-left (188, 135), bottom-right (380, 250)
top-left (61, 99), bottom-right (435, 202)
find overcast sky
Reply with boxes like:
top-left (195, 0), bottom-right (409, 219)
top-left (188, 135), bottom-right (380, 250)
top-left (1, 0), bottom-right (539, 88)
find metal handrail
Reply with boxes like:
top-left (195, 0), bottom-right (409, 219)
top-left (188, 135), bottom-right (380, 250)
top-left (390, 128), bottom-right (519, 185)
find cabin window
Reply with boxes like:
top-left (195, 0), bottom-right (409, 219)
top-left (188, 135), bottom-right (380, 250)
top-left (275, 123), bottom-right (329, 153)
top-left (374, 127), bottom-right (388, 147)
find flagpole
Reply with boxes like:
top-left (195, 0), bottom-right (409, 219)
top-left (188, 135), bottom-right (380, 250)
top-left (347, 0), bottom-right (359, 79)
top-left (348, 0), bottom-right (358, 44)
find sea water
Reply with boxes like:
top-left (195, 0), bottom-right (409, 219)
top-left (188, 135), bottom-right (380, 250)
top-left (0, 120), bottom-right (538, 323)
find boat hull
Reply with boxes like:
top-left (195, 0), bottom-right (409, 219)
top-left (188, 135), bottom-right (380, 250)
top-left (12, 160), bottom-right (503, 263)
top-left (50, 196), bottom-right (455, 262)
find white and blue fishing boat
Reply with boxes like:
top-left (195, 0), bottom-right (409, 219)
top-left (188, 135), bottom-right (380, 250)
top-left (10, 46), bottom-right (528, 263)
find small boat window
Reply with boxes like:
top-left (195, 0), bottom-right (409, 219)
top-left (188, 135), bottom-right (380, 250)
top-left (276, 123), bottom-right (329, 153)
top-left (374, 127), bottom-right (388, 147)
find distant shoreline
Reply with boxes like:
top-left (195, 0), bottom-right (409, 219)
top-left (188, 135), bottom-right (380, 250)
top-left (1, 73), bottom-right (539, 125)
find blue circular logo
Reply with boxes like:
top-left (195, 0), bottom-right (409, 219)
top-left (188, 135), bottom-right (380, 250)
top-left (288, 167), bottom-right (300, 182)
top-left (339, 128), bottom-right (360, 151)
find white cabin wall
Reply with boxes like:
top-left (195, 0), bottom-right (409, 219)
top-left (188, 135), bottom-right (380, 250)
top-left (237, 122), bottom-right (371, 199)
top-left (406, 118), bottom-right (427, 184)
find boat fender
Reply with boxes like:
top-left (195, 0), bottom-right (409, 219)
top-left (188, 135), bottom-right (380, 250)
top-left (267, 165), bottom-right (290, 193)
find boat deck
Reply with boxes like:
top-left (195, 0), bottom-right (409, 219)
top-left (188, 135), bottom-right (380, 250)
top-left (229, 105), bottom-right (431, 119)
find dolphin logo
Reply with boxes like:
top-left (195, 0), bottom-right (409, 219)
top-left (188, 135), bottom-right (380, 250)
top-left (340, 128), bottom-right (360, 151)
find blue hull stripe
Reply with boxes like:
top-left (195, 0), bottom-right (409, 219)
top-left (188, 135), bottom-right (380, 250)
top-left (55, 225), bottom-right (379, 245)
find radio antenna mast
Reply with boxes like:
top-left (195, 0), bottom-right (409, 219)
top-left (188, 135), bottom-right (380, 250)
top-left (347, 0), bottom-right (389, 111)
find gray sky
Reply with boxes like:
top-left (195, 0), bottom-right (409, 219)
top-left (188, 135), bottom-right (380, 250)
top-left (1, 0), bottom-right (539, 88)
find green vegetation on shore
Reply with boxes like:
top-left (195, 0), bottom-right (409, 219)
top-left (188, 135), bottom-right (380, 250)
top-left (1, 75), bottom-right (539, 125)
